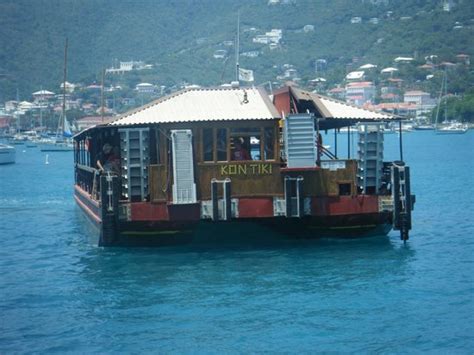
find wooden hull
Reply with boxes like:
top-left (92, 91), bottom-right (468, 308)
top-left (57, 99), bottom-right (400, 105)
top-left (74, 187), bottom-right (392, 247)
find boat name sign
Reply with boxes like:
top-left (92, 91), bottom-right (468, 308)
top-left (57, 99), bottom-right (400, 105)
top-left (220, 163), bottom-right (273, 176)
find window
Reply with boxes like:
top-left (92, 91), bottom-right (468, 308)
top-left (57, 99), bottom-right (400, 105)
top-left (201, 125), bottom-right (277, 162)
top-left (216, 128), bottom-right (227, 161)
top-left (230, 128), bottom-right (259, 161)
top-left (203, 128), bottom-right (214, 162)
top-left (339, 183), bottom-right (351, 196)
top-left (264, 127), bottom-right (275, 160)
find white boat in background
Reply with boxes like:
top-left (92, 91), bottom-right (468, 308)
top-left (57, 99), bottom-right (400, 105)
top-left (11, 133), bottom-right (27, 145)
top-left (434, 70), bottom-right (468, 135)
top-left (400, 123), bottom-right (414, 132)
top-left (0, 144), bottom-right (16, 164)
top-left (24, 130), bottom-right (40, 147)
top-left (436, 122), bottom-right (468, 134)
top-left (39, 138), bottom-right (74, 151)
top-left (38, 117), bottom-right (74, 151)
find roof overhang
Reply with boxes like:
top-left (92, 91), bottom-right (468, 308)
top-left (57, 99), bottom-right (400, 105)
top-left (277, 86), bottom-right (401, 130)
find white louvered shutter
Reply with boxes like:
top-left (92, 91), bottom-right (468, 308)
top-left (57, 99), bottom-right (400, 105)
top-left (284, 114), bottom-right (317, 168)
top-left (171, 130), bottom-right (197, 204)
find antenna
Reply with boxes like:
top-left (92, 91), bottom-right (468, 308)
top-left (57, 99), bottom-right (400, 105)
top-left (235, 10), bottom-right (240, 83)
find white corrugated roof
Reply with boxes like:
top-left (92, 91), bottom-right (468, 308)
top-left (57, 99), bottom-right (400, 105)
top-left (291, 87), bottom-right (395, 120)
top-left (110, 87), bottom-right (279, 126)
top-left (32, 90), bottom-right (55, 95)
top-left (346, 71), bottom-right (365, 80)
top-left (394, 57), bottom-right (414, 62)
top-left (359, 63), bottom-right (377, 69)
top-left (317, 96), bottom-right (393, 119)
top-left (381, 67), bottom-right (399, 73)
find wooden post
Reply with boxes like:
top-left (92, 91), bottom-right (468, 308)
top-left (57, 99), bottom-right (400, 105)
top-left (285, 177), bottom-right (292, 217)
top-left (398, 120), bottom-right (404, 162)
top-left (224, 179), bottom-right (231, 221)
top-left (211, 179), bottom-right (218, 221)
top-left (347, 125), bottom-right (351, 159)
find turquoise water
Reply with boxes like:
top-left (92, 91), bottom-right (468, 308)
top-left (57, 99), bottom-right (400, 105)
top-left (1, 131), bottom-right (473, 352)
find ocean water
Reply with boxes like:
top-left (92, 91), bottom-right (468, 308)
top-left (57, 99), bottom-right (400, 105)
top-left (0, 131), bottom-right (473, 352)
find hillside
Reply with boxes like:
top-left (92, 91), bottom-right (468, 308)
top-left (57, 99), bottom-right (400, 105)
top-left (0, 0), bottom-right (473, 102)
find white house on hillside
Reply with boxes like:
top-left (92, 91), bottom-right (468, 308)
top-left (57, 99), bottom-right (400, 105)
top-left (403, 90), bottom-right (436, 117)
top-left (32, 90), bottom-right (55, 104)
top-left (136, 83), bottom-right (155, 94)
top-left (345, 82), bottom-right (376, 106)
top-left (346, 71), bottom-right (365, 81)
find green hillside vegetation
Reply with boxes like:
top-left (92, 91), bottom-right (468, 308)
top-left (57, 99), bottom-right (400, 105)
top-left (0, 0), bottom-right (473, 103)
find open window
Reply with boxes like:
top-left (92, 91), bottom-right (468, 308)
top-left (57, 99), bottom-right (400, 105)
top-left (200, 125), bottom-right (277, 162)
top-left (230, 128), bottom-right (260, 161)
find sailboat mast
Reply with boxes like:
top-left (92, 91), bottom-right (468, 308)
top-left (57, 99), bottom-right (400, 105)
top-left (434, 70), bottom-right (445, 128)
top-left (61, 38), bottom-right (68, 133)
top-left (235, 10), bottom-right (240, 83)
top-left (101, 68), bottom-right (105, 123)
top-left (444, 70), bottom-right (448, 123)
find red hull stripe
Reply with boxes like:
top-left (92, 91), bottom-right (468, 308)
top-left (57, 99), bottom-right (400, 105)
top-left (312, 195), bottom-right (379, 216)
top-left (74, 185), bottom-right (99, 208)
top-left (83, 196), bottom-right (381, 223)
top-left (74, 195), bottom-right (101, 224)
top-left (74, 188), bottom-right (101, 216)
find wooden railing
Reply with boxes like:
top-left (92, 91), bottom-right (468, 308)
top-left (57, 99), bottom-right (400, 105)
top-left (75, 164), bottom-right (100, 199)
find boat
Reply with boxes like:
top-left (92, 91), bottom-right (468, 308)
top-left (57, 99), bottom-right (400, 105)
top-left (11, 133), bottom-right (27, 145)
top-left (436, 121), bottom-right (468, 134)
top-left (22, 130), bottom-right (40, 147)
top-left (39, 139), bottom-right (73, 151)
top-left (39, 39), bottom-right (74, 152)
top-left (0, 144), bottom-right (16, 164)
top-left (38, 119), bottom-right (74, 151)
top-left (400, 123), bottom-right (414, 132)
top-left (434, 70), bottom-right (468, 135)
top-left (73, 85), bottom-right (415, 246)
top-left (414, 123), bottom-right (435, 130)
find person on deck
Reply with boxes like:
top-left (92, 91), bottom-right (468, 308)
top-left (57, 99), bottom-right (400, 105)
top-left (96, 143), bottom-right (120, 174)
top-left (232, 138), bottom-right (251, 161)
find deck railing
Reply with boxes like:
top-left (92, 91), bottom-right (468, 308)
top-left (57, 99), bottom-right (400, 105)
top-left (75, 164), bottom-right (100, 199)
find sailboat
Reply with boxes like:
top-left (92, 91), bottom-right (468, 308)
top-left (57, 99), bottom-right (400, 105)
top-left (40, 39), bottom-right (74, 151)
top-left (435, 71), bottom-right (468, 134)
top-left (39, 113), bottom-right (74, 151)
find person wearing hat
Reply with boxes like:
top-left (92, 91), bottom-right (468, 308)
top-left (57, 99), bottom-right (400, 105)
top-left (96, 143), bottom-right (119, 173)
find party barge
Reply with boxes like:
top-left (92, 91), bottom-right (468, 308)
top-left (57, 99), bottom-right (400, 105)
top-left (73, 85), bottom-right (415, 246)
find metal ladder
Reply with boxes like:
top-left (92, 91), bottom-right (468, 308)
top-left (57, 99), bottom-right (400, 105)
top-left (210, 178), bottom-right (232, 221)
top-left (391, 162), bottom-right (414, 241)
top-left (284, 176), bottom-right (304, 218)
